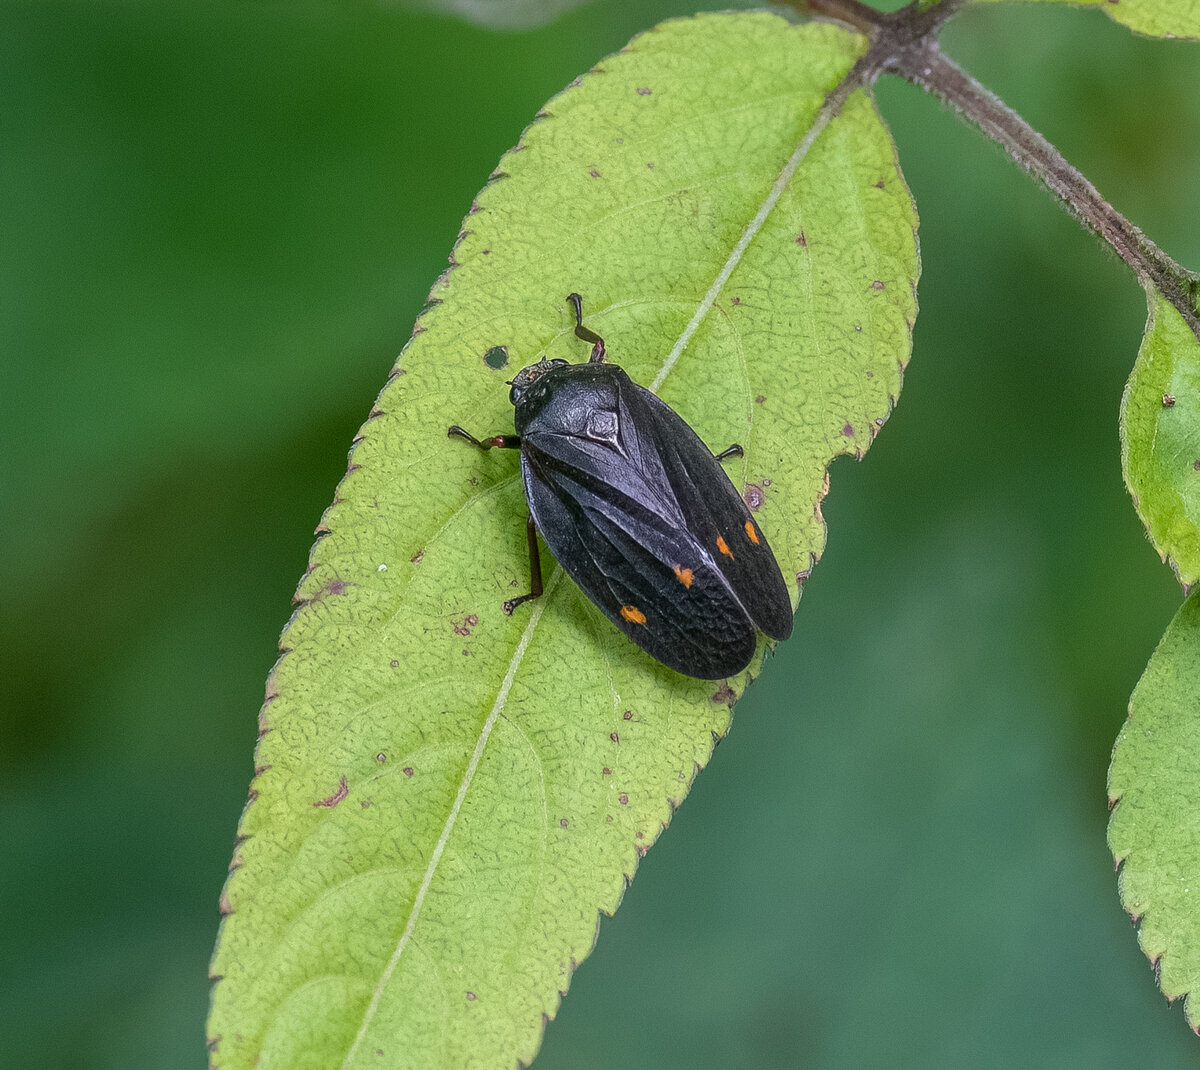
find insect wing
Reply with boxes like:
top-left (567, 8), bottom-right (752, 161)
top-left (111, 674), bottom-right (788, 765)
top-left (520, 444), bottom-right (759, 678)
top-left (633, 385), bottom-right (794, 641)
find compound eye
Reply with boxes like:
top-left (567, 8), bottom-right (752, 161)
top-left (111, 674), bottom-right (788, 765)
top-left (509, 383), bottom-right (524, 405)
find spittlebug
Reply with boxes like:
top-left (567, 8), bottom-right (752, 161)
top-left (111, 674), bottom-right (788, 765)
top-left (448, 294), bottom-right (793, 679)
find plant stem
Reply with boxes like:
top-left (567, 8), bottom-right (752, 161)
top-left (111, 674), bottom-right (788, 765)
top-left (799, 0), bottom-right (879, 34)
top-left (792, 0), bottom-right (1200, 339)
top-left (886, 42), bottom-right (1200, 337)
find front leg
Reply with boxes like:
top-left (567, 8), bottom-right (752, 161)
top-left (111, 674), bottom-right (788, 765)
top-left (447, 425), bottom-right (521, 450)
top-left (566, 292), bottom-right (606, 364)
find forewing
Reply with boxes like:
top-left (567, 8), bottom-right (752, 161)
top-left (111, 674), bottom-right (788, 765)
top-left (633, 385), bottom-right (794, 640)
top-left (520, 445), bottom-right (758, 679)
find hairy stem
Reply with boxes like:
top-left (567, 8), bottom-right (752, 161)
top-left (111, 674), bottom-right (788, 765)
top-left (888, 42), bottom-right (1200, 336)
top-left (793, 0), bottom-right (1200, 339)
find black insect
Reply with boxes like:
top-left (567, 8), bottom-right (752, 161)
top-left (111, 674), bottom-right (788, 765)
top-left (448, 294), bottom-right (793, 679)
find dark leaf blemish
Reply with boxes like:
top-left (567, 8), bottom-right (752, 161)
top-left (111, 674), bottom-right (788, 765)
top-left (843, 423), bottom-right (855, 437)
top-left (711, 683), bottom-right (736, 706)
top-left (452, 613), bottom-right (480, 637)
top-left (744, 483), bottom-right (765, 511)
top-left (314, 776), bottom-right (349, 808)
top-left (870, 280), bottom-right (886, 291)
top-left (636, 87), bottom-right (652, 95)
top-left (484, 345), bottom-right (509, 370)
top-left (403, 767), bottom-right (414, 777)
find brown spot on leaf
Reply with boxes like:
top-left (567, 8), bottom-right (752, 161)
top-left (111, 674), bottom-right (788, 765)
top-left (610, 731), bottom-right (620, 744)
top-left (390, 659), bottom-right (399, 668)
top-left (711, 683), bottom-right (736, 706)
top-left (1193, 460), bottom-right (1200, 471)
top-left (589, 168), bottom-right (601, 178)
top-left (376, 752), bottom-right (387, 763)
top-left (466, 991), bottom-right (477, 1002)
top-left (870, 280), bottom-right (886, 291)
top-left (560, 817), bottom-right (569, 828)
top-left (411, 550), bottom-right (424, 565)
top-left (618, 793), bottom-right (629, 806)
top-left (452, 613), bottom-right (480, 636)
top-left (744, 483), bottom-right (764, 511)
top-left (314, 776), bottom-right (349, 808)
top-left (311, 577), bottom-right (352, 603)
top-left (844, 423), bottom-right (855, 437)
top-left (755, 394), bottom-right (766, 404)
top-left (1163, 393), bottom-right (1177, 407)
top-left (796, 231), bottom-right (807, 247)
top-left (602, 767), bottom-right (612, 776)
top-left (731, 296), bottom-right (741, 305)
top-left (623, 710), bottom-right (633, 720)
top-left (636, 86), bottom-right (652, 95)
top-left (403, 766), bottom-right (414, 777)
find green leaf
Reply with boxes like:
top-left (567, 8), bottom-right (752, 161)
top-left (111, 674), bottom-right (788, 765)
top-left (208, 12), bottom-right (918, 1069)
top-left (968, 0), bottom-right (1200, 39)
top-left (1121, 291), bottom-right (1200, 589)
top-left (1109, 590), bottom-right (1200, 1029)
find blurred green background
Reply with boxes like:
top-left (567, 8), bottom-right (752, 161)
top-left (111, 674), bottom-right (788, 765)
top-left (3, 1), bottom-right (1199, 1066)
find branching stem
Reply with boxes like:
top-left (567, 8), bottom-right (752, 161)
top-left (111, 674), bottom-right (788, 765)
top-left (787, 0), bottom-right (1200, 339)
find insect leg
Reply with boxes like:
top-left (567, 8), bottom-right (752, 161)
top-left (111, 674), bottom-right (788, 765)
top-left (503, 514), bottom-right (544, 615)
top-left (714, 443), bottom-right (743, 462)
top-left (447, 426), bottom-right (522, 450)
top-left (566, 292), bottom-right (606, 364)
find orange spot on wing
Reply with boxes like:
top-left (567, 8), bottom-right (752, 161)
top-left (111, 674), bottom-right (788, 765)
top-left (744, 520), bottom-right (760, 545)
top-left (620, 604), bottom-right (647, 625)
top-left (673, 565), bottom-right (694, 588)
top-left (716, 535), bottom-right (734, 559)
